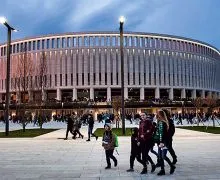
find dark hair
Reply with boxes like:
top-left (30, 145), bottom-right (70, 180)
top-left (161, 108), bottom-right (171, 119)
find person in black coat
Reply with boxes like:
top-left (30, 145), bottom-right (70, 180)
top-left (64, 114), bottom-right (74, 140)
top-left (86, 114), bottom-right (98, 141)
top-left (127, 127), bottom-right (146, 172)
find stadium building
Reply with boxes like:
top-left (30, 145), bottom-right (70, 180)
top-left (0, 32), bottom-right (220, 105)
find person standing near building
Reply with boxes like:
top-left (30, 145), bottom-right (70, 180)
top-left (86, 114), bottom-right (98, 141)
top-left (154, 109), bottom-right (176, 176)
top-left (102, 123), bottom-right (118, 169)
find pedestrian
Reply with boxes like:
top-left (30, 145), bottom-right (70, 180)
top-left (72, 114), bottom-right (84, 139)
top-left (126, 127), bottom-right (146, 172)
top-left (154, 109), bottom-right (176, 176)
top-left (102, 123), bottom-right (118, 169)
top-left (86, 114), bottom-right (98, 141)
top-left (139, 112), bottom-right (156, 174)
top-left (64, 114), bottom-right (74, 140)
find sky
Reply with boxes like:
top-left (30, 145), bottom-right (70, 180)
top-left (0, 0), bottom-right (220, 49)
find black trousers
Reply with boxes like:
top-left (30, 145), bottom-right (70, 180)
top-left (140, 141), bottom-right (155, 166)
top-left (105, 149), bottom-right (117, 167)
top-left (73, 129), bottom-right (83, 138)
top-left (65, 127), bottom-right (74, 138)
top-left (130, 153), bottom-right (145, 169)
top-left (167, 139), bottom-right (177, 161)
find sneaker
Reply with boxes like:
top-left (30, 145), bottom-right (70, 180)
top-left (157, 170), bottom-right (165, 176)
top-left (170, 165), bottom-right (176, 174)
top-left (114, 159), bottom-right (118, 167)
top-left (86, 139), bottom-right (90, 141)
top-left (126, 168), bottom-right (134, 172)
top-left (96, 136), bottom-right (98, 140)
top-left (105, 166), bottom-right (111, 169)
top-left (140, 167), bottom-right (147, 174)
top-left (151, 164), bottom-right (156, 173)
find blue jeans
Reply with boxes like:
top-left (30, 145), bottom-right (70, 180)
top-left (158, 146), bottom-right (172, 170)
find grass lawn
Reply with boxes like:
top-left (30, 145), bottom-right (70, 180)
top-left (0, 129), bottom-right (59, 138)
top-left (177, 126), bottom-right (220, 134)
top-left (94, 128), bottom-right (133, 137)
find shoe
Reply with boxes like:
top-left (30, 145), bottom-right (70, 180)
top-left (72, 136), bottom-right (76, 139)
top-left (170, 165), bottom-right (176, 174)
top-left (157, 170), bottom-right (165, 176)
top-left (114, 159), bottom-right (118, 167)
top-left (140, 167), bottom-right (147, 174)
top-left (64, 138), bottom-right (67, 140)
top-left (81, 135), bottom-right (84, 139)
top-left (96, 136), bottom-right (98, 140)
top-left (172, 158), bottom-right (177, 164)
top-left (86, 139), bottom-right (90, 141)
top-left (105, 166), bottom-right (111, 169)
top-left (151, 164), bottom-right (156, 173)
top-left (126, 168), bottom-right (134, 172)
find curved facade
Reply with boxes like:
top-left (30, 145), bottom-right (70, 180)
top-left (0, 32), bottom-right (220, 102)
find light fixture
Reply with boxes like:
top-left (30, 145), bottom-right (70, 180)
top-left (119, 16), bottom-right (125, 23)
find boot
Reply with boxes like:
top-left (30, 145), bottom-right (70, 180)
top-left (105, 166), bottom-right (111, 169)
top-left (126, 168), bottom-right (134, 172)
top-left (157, 169), bottom-right (165, 176)
top-left (172, 158), bottom-right (177, 165)
top-left (114, 159), bottom-right (118, 167)
top-left (140, 167), bottom-right (147, 174)
top-left (151, 164), bottom-right (156, 173)
top-left (170, 165), bottom-right (176, 174)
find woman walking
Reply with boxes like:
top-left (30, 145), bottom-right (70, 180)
top-left (154, 109), bottom-right (176, 176)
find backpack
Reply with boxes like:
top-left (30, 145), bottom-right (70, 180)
top-left (114, 133), bottom-right (119, 147)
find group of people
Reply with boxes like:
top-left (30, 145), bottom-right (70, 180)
top-left (101, 109), bottom-right (177, 176)
top-left (64, 112), bottom-right (98, 141)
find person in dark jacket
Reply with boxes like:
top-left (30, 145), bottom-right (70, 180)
top-left (127, 127), bottom-right (146, 172)
top-left (102, 123), bottom-right (118, 169)
top-left (162, 108), bottom-right (177, 165)
top-left (86, 114), bottom-right (98, 141)
top-left (139, 113), bottom-right (156, 174)
top-left (64, 114), bottom-right (74, 140)
top-left (154, 109), bottom-right (176, 176)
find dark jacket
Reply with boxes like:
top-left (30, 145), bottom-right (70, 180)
top-left (102, 131), bottom-right (115, 150)
top-left (154, 121), bottom-right (168, 145)
top-left (138, 119), bottom-right (155, 142)
top-left (88, 115), bottom-right (94, 127)
top-left (67, 117), bottom-right (73, 129)
top-left (131, 134), bottom-right (141, 155)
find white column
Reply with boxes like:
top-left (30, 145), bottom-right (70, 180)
top-left (124, 87), bottom-right (128, 100)
top-left (192, 89), bottom-right (196, 99)
top-left (169, 88), bottom-right (173, 100)
top-left (90, 87), bottom-right (94, 100)
top-left (56, 88), bottom-right (61, 101)
top-left (181, 89), bottom-right (186, 99)
top-left (107, 87), bottom-right (111, 101)
top-left (140, 87), bottom-right (144, 100)
top-left (201, 90), bottom-right (205, 98)
top-left (155, 87), bottom-right (160, 99)
top-left (73, 88), bottom-right (77, 101)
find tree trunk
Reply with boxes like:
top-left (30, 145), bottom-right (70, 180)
top-left (22, 122), bottom-right (25, 132)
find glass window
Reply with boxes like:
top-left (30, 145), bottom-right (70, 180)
top-left (95, 36), bottom-right (99, 46)
top-left (134, 37), bottom-right (137, 47)
top-left (52, 39), bottom-right (55, 48)
top-left (62, 38), bottom-right (65, 48)
top-left (67, 37), bottom-right (70, 48)
top-left (47, 39), bottom-right (50, 49)
top-left (78, 37), bottom-right (82, 46)
top-left (42, 40), bottom-right (45, 49)
top-left (28, 42), bottom-right (31, 51)
top-left (84, 36), bottom-right (89, 46)
top-left (89, 37), bottom-right (93, 46)
top-left (57, 38), bottom-right (60, 48)
top-left (101, 37), bottom-right (105, 46)
top-left (106, 36), bottom-right (110, 46)
top-left (73, 37), bottom-right (77, 47)
top-left (37, 40), bottom-right (40, 50)
top-left (129, 37), bottom-right (132, 46)
top-left (140, 37), bottom-right (143, 47)
top-left (112, 36), bottom-right (116, 46)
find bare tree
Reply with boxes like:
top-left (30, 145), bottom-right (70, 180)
top-left (34, 51), bottom-right (48, 129)
top-left (14, 47), bottom-right (33, 132)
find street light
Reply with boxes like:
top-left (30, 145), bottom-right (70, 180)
top-left (119, 16), bottom-right (125, 135)
top-left (0, 17), bottom-right (17, 136)
top-left (61, 102), bottom-right (64, 121)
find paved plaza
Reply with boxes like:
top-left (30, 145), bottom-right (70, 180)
top-left (0, 122), bottom-right (220, 180)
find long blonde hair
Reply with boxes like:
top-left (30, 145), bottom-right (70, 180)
top-left (158, 109), bottom-right (169, 131)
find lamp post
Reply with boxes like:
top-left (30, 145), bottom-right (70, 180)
top-left (119, 16), bottom-right (125, 135)
top-left (61, 102), bottom-right (64, 121)
top-left (0, 17), bottom-right (17, 136)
